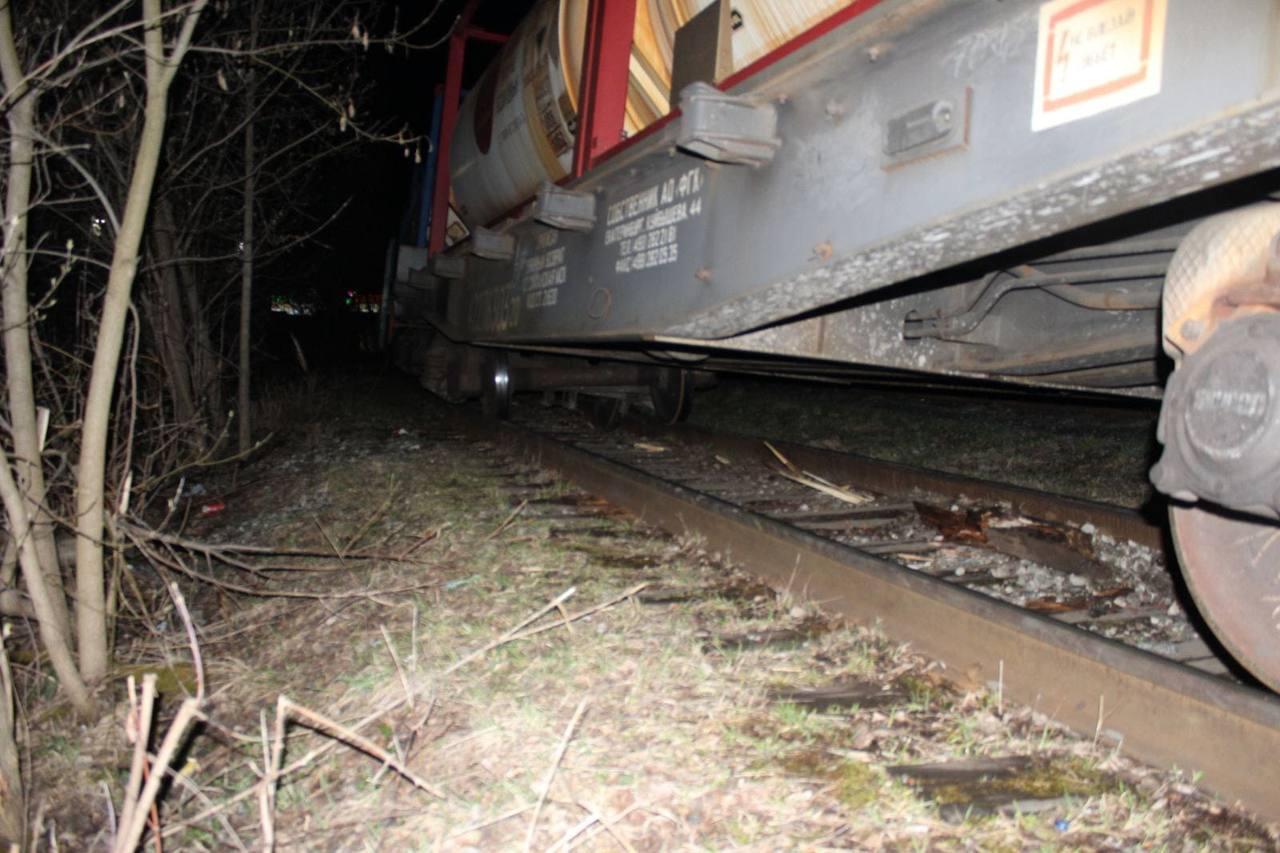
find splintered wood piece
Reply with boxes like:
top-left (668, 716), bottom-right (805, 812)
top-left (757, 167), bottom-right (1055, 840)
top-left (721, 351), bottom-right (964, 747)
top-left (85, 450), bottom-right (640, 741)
top-left (769, 679), bottom-right (908, 711)
top-left (636, 587), bottom-right (701, 605)
top-left (984, 524), bottom-right (1108, 580)
top-left (915, 500), bottom-right (1109, 579)
top-left (705, 617), bottom-right (831, 651)
top-left (768, 503), bottom-right (916, 521)
top-left (886, 756), bottom-right (1033, 783)
top-left (792, 516), bottom-right (898, 531)
top-left (546, 526), bottom-right (654, 540)
top-left (1026, 586), bottom-right (1132, 614)
top-left (1025, 597), bottom-right (1082, 614)
top-left (1053, 606), bottom-right (1163, 625)
top-left (705, 627), bottom-right (810, 651)
top-left (858, 539), bottom-right (937, 555)
top-left (914, 502), bottom-right (989, 544)
top-left (517, 494), bottom-right (610, 508)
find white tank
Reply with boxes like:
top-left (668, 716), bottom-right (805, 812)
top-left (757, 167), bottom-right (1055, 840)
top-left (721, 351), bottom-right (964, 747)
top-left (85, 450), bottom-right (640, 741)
top-left (449, 0), bottom-right (851, 228)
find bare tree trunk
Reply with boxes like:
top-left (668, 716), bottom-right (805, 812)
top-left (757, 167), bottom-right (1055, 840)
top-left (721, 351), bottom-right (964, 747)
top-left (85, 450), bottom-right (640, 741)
top-left (0, 4), bottom-right (73, 647)
top-left (149, 200), bottom-right (198, 427)
top-left (75, 0), bottom-right (208, 683)
top-left (0, 627), bottom-right (24, 847)
top-left (0, 448), bottom-right (91, 716)
top-left (177, 252), bottom-right (220, 425)
top-left (237, 6), bottom-right (258, 454)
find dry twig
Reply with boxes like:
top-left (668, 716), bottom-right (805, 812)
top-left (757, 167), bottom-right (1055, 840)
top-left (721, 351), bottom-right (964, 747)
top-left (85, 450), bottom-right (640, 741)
top-left (380, 623), bottom-right (414, 710)
top-left (167, 582), bottom-right (204, 698)
top-left (524, 698), bottom-right (590, 853)
top-left (312, 516), bottom-right (347, 566)
top-left (130, 531), bottom-right (436, 599)
top-left (342, 488), bottom-right (397, 554)
top-left (442, 586), bottom-right (577, 677)
top-left (125, 520), bottom-right (437, 566)
top-left (485, 499), bottom-right (527, 540)
top-left (264, 695), bottom-right (445, 801)
top-left (506, 583), bottom-right (650, 645)
top-left (113, 689), bottom-right (203, 853)
top-left (396, 525), bottom-right (444, 560)
top-left (764, 441), bottom-right (873, 505)
top-left (164, 696), bottom-right (419, 840)
top-left (445, 803), bottom-right (536, 842)
top-left (549, 800), bottom-right (643, 853)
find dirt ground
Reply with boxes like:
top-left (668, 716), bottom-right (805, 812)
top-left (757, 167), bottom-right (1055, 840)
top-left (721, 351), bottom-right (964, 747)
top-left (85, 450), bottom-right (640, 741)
top-left (26, 371), bottom-right (1278, 850)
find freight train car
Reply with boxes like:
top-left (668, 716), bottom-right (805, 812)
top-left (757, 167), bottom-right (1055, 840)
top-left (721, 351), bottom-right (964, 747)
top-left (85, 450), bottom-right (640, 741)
top-left (386, 0), bottom-right (1280, 691)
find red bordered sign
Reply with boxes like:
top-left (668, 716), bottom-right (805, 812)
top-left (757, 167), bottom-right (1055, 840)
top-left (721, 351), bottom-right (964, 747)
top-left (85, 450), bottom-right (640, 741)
top-left (1032, 0), bottom-right (1167, 131)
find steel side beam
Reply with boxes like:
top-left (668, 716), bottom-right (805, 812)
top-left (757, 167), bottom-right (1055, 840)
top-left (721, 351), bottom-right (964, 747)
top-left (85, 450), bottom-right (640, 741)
top-left (492, 420), bottom-right (1280, 821)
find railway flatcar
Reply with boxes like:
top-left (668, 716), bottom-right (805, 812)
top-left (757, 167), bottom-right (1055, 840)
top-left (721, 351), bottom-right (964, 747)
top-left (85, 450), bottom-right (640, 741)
top-left (385, 0), bottom-right (1280, 691)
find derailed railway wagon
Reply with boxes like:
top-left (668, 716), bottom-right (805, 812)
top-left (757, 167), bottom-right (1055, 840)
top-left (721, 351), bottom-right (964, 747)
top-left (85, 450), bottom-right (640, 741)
top-left (386, 0), bottom-right (1280, 692)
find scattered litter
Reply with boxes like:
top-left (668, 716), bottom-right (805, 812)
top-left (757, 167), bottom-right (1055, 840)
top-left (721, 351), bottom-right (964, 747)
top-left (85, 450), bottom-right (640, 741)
top-left (199, 500), bottom-right (225, 517)
top-left (633, 441), bottom-right (668, 453)
top-left (445, 576), bottom-right (479, 590)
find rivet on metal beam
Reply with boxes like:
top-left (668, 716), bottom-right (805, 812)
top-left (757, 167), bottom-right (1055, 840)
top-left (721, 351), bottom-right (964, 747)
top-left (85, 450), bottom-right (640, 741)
top-left (677, 81), bottom-right (781, 167)
top-left (470, 227), bottom-right (516, 261)
top-left (533, 182), bottom-right (597, 232)
top-left (430, 253), bottom-right (467, 280)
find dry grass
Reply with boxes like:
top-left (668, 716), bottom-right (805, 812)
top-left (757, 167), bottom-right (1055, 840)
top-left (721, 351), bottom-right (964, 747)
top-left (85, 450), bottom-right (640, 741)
top-left (21, 373), bottom-right (1278, 850)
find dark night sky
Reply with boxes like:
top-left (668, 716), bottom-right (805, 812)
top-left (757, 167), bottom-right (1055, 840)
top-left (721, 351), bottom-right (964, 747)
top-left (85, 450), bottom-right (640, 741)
top-left (311, 0), bottom-right (535, 304)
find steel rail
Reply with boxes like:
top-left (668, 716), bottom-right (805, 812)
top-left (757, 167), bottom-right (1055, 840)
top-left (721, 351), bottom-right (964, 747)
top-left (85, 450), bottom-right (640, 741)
top-left (481, 418), bottom-right (1280, 821)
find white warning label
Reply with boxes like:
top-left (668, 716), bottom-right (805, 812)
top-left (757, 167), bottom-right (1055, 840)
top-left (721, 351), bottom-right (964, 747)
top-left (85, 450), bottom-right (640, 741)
top-left (1032, 0), bottom-right (1166, 131)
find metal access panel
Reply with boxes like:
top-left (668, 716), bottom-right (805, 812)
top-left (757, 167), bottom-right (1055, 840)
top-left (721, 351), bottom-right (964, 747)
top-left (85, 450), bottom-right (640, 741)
top-left (436, 0), bottom-right (1280, 356)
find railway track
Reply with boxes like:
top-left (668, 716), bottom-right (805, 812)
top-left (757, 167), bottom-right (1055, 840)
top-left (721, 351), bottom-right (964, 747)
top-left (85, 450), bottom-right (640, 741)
top-left (456, 402), bottom-right (1280, 822)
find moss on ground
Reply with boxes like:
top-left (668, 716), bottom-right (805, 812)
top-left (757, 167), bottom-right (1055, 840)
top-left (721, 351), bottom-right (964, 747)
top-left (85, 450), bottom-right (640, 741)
top-left (920, 756), bottom-right (1124, 807)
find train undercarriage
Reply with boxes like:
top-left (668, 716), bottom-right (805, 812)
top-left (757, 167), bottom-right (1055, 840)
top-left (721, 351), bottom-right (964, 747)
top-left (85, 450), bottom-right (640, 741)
top-left (386, 0), bottom-right (1280, 690)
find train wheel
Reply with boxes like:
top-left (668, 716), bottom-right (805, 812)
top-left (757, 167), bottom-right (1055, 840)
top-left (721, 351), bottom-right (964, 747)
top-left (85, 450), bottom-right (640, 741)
top-left (481, 352), bottom-right (511, 419)
top-left (650, 367), bottom-right (692, 424)
top-left (1170, 502), bottom-right (1280, 691)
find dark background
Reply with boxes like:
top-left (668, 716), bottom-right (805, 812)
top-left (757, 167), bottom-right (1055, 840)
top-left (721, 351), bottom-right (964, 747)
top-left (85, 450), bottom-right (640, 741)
top-left (263, 0), bottom-right (535, 374)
